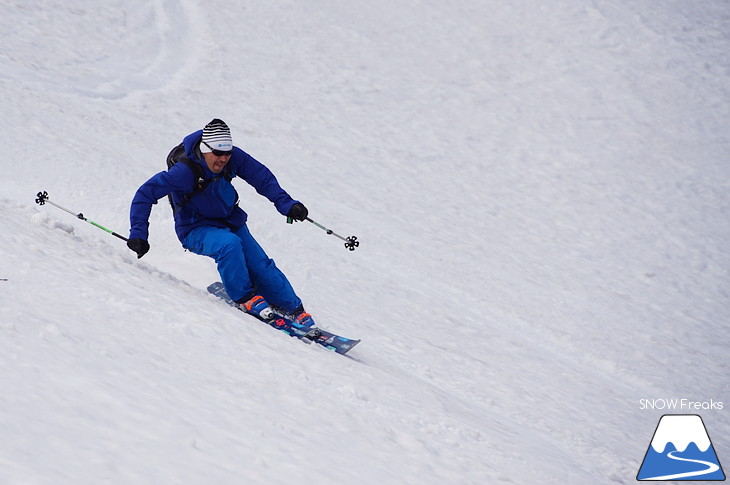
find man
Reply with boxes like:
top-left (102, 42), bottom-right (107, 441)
top-left (127, 118), bottom-right (315, 328)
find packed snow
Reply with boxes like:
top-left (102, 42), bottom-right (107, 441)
top-left (1, 1), bottom-right (728, 484)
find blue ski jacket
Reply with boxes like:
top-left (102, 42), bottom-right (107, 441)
top-left (129, 130), bottom-right (299, 243)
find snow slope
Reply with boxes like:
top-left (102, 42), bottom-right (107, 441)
top-left (1, 1), bottom-right (728, 483)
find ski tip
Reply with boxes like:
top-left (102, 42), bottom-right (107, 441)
top-left (331, 338), bottom-right (361, 355)
top-left (342, 339), bottom-right (361, 354)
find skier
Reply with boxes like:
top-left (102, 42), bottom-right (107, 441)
top-left (126, 118), bottom-right (315, 328)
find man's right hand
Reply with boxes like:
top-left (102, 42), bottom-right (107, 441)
top-left (127, 238), bottom-right (150, 259)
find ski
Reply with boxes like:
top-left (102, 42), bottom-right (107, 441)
top-left (207, 282), bottom-right (360, 355)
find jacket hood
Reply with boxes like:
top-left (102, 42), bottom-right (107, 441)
top-left (182, 130), bottom-right (204, 160)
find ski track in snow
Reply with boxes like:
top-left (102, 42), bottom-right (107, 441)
top-left (1, 1), bottom-right (729, 484)
top-left (0, 0), bottom-right (203, 99)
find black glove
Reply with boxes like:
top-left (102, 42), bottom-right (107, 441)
top-left (287, 203), bottom-right (308, 222)
top-left (127, 238), bottom-right (150, 259)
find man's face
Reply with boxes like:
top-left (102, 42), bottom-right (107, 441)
top-left (202, 151), bottom-right (232, 173)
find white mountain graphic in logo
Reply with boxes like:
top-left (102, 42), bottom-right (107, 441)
top-left (637, 414), bottom-right (725, 481)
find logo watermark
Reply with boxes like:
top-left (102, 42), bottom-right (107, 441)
top-left (637, 414), bottom-right (725, 481)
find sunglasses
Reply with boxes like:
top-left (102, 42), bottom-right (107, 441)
top-left (203, 141), bottom-right (233, 157)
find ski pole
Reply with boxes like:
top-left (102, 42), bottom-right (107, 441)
top-left (290, 216), bottom-right (359, 251)
top-left (34, 191), bottom-right (128, 242)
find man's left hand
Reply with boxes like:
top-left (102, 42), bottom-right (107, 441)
top-left (287, 203), bottom-right (308, 221)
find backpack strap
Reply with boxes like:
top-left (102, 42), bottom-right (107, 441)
top-left (166, 143), bottom-right (233, 214)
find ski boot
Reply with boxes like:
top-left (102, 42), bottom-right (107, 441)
top-left (239, 294), bottom-right (274, 321)
top-left (292, 311), bottom-right (321, 340)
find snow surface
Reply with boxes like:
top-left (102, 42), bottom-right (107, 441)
top-left (1, 1), bottom-right (729, 484)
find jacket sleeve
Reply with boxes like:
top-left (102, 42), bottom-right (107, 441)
top-left (129, 164), bottom-right (195, 240)
top-left (233, 150), bottom-right (298, 216)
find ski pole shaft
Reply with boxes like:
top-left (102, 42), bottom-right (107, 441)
top-left (304, 217), bottom-right (359, 251)
top-left (35, 191), bottom-right (128, 242)
top-left (306, 218), bottom-right (347, 242)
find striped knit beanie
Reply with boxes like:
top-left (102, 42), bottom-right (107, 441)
top-left (200, 118), bottom-right (233, 153)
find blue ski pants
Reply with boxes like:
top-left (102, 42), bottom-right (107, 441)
top-left (183, 224), bottom-right (302, 312)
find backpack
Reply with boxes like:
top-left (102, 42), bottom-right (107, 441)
top-left (165, 142), bottom-right (232, 213)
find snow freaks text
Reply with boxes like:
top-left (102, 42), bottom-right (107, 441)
top-left (639, 399), bottom-right (724, 411)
